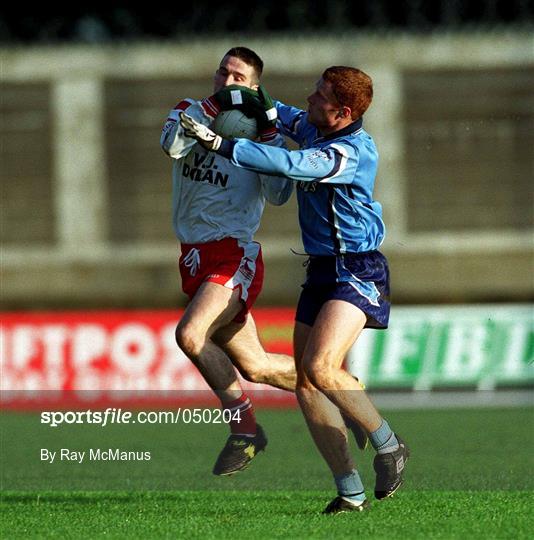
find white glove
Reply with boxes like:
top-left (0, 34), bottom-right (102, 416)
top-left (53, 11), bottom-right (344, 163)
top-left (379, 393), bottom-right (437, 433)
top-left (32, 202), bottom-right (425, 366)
top-left (179, 112), bottom-right (222, 151)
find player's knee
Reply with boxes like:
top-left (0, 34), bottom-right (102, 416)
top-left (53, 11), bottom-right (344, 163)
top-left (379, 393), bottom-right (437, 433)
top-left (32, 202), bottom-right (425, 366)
top-left (305, 363), bottom-right (333, 390)
top-left (175, 323), bottom-right (203, 360)
top-left (237, 365), bottom-right (264, 384)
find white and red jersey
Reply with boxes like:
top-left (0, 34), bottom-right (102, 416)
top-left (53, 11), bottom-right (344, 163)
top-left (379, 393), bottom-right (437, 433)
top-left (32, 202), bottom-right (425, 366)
top-left (160, 98), bottom-right (293, 244)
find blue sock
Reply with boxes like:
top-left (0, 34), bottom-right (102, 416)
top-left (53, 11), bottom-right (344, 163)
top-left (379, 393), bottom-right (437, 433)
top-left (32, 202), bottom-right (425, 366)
top-left (334, 470), bottom-right (366, 504)
top-left (369, 419), bottom-right (399, 454)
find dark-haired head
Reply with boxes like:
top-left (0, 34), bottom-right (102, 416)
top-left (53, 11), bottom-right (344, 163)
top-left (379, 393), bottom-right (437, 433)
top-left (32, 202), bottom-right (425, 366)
top-left (224, 47), bottom-right (263, 82)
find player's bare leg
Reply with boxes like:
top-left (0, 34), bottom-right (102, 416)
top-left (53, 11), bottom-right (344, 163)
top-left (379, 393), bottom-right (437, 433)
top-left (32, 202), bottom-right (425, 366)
top-left (299, 302), bottom-right (383, 432)
top-left (213, 312), bottom-right (367, 450)
top-left (213, 313), bottom-right (296, 391)
top-left (295, 300), bottom-right (409, 505)
top-left (175, 281), bottom-right (245, 401)
top-left (175, 281), bottom-right (267, 475)
top-left (294, 320), bottom-right (358, 475)
top-left (214, 313), bottom-right (366, 448)
top-left (294, 319), bottom-right (368, 513)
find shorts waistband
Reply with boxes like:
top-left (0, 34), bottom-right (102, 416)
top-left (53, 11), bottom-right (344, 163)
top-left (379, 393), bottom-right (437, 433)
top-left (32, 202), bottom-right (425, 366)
top-left (307, 250), bottom-right (381, 261)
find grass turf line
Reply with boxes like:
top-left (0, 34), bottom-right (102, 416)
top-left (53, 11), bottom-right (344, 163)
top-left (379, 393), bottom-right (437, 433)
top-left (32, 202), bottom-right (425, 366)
top-left (2, 490), bottom-right (533, 539)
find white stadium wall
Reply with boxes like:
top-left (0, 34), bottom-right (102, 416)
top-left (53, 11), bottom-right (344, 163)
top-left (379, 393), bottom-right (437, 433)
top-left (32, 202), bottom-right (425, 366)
top-left (1, 33), bottom-right (533, 307)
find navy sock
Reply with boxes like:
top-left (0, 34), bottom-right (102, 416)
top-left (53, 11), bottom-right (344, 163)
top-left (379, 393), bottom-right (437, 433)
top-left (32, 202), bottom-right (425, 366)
top-left (369, 419), bottom-right (399, 454)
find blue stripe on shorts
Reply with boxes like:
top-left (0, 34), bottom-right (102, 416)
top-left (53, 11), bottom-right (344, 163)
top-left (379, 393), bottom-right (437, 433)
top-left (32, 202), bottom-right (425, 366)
top-left (295, 251), bottom-right (390, 329)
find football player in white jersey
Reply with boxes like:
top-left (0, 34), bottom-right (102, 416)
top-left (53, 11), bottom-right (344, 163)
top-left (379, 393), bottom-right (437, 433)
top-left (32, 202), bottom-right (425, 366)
top-left (160, 47), bottom-right (295, 476)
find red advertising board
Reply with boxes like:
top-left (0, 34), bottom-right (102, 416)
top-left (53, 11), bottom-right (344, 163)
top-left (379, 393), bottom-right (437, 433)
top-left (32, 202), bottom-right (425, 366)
top-left (1, 309), bottom-right (296, 408)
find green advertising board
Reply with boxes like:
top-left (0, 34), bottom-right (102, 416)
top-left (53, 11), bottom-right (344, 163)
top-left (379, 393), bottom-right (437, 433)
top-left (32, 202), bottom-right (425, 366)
top-left (346, 304), bottom-right (534, 390)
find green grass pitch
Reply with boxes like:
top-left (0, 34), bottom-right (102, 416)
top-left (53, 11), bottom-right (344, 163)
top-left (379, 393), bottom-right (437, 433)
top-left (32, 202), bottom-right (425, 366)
top-left (1, 406), bottom-right (533, 538)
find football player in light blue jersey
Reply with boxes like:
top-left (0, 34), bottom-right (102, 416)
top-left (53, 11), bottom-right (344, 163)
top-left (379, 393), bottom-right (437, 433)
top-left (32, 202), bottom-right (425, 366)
top-left (273, 97), bottom-right (385, 257)
top-left (180, 66), bottom-right (410, 514)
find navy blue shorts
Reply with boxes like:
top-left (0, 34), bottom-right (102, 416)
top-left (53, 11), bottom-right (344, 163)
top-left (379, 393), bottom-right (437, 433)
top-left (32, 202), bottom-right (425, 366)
top-left (295, 251), bottom-right (390, 329)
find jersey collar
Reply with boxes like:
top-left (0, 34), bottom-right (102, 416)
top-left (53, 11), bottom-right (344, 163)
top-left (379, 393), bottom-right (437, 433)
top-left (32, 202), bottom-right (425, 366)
top-left (313, 117), bottom-right (363, 143)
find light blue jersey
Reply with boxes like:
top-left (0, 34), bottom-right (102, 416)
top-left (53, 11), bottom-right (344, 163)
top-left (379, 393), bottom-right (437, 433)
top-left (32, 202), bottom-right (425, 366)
top-left (225, 101), bottom-right (385, 255)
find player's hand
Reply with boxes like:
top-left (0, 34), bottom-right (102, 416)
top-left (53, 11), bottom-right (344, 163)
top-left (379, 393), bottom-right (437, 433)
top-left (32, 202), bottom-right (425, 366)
top-left (257, 85), bottom-right (278, 128)
top-left (180, 112), bottom-right (222, 151)
top-left (246, 85), bottom-right (278, 141)
top-left (202, 85), bottom-right (260, 118)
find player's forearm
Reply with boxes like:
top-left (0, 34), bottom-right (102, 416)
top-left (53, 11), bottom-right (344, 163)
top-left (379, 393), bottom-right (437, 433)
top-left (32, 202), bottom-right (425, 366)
top-left (218, 138), bottom-right (348, 183)
top-left (178, 109), bottom-right (349, 183)
top-left (259, 135), bottom-right (294, 205)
